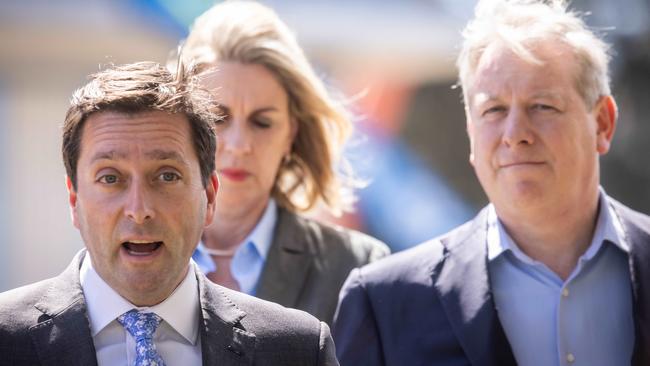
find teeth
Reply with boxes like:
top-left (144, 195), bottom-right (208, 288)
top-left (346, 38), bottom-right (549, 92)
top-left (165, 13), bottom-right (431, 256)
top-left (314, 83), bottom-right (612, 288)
top-left (128, 240), bottom-right (156, 244)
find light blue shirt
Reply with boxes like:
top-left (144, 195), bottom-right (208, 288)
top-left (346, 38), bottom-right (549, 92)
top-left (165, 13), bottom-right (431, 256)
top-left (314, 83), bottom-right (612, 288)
top-left (192, 200), bottom-right (277, 296)
top-left (487, 190), bottom-right (635, 366)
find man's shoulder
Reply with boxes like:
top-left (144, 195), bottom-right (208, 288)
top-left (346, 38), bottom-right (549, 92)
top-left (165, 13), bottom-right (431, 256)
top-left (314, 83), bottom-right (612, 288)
top-left (0, 277), bottom-right (59, 340)
top-left (219, 285), bottom-right (323, 336)
top-left (0, 253), bottom-right (85, 341)
top-left (609, 197), bottom-right (650, 228)
top-left (0, 278), bottom-right (56, 316)
top-left (353, 212), bottom-right (484, 288)
top-left (207, 283), bottom-right (336, 363)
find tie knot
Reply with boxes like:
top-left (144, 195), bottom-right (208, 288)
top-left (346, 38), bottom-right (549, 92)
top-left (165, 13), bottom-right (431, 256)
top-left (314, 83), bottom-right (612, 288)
top-left (117, 310), bottom-right (162, 340)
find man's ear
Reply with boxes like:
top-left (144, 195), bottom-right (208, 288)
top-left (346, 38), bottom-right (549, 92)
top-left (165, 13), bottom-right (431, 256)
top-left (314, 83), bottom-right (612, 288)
top-left (203, 172), bottom-right (218, 227)
top-left (66, 176), bottom-right (80, 229)
top-left (595, 95), bottom-right (617, 155)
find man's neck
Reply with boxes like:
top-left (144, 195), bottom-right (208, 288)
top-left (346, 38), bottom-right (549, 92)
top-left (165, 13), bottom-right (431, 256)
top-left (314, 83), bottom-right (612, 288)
top-left (497, 195), bottom-right (600, 280)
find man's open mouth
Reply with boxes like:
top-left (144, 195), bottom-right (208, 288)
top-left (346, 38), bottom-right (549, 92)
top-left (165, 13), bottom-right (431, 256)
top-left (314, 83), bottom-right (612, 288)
top-left (122, 241), bottom-right (163, 256)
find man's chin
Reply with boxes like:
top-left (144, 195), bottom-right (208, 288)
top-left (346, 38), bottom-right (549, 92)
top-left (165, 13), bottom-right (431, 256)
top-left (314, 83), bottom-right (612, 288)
top-left (116, 277), bottom-right (174, 306)
top-left (114, 274), bottom-right (175, 306)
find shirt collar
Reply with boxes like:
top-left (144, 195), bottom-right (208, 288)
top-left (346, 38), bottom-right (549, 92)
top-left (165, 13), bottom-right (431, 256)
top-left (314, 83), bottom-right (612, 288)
top-left (80, 254), bottom-right (200, 345)
top-left (487, 188), bottom-right (629, 263)
top-left (243, 198), bottom-right (277, 260)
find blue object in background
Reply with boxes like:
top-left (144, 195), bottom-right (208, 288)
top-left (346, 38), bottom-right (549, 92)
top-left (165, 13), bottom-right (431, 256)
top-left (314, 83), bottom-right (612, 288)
top-left (352, 129), bottom-right (474, 252)
top-left (130, 0), bottom-right (214, 37)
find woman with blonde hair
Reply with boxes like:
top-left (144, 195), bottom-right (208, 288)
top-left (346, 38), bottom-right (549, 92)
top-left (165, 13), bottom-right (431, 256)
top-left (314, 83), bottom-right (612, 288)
top-left (180, 0), bottom-right (389, 325)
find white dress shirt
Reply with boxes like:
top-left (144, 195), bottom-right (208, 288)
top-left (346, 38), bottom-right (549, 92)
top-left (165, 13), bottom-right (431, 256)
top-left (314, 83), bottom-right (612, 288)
top-left (80, 255), bottom-right (203, 366)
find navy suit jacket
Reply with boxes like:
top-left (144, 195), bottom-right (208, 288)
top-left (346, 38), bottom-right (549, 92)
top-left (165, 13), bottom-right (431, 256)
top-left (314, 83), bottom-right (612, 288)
top-left (333, 199), bottom-right (650, 366)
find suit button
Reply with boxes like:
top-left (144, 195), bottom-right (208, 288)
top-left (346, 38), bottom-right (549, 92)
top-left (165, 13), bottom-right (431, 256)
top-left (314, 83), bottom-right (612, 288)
top-left (566, 353), bottom-right (575, 363)
top-left (562, 288), bottom-right (570, 297)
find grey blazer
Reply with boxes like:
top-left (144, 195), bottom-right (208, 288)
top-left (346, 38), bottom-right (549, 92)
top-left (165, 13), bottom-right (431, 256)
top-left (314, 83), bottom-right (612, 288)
top-left (0, 250), bottom-right (339, 366)
top-left (254, 207), bottom-right (390, 325)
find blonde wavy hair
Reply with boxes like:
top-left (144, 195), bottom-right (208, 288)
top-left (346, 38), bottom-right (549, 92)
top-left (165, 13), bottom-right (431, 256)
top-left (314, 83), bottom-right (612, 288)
top-left (179, 0), bottom-right (356, 215)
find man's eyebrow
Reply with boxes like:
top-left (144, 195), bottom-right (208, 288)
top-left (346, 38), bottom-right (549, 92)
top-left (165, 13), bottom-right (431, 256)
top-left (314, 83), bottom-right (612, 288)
top-left (89, 149), bottom-right (188, 165)
top-left (90, 150), bottom-right (126, 163)
top-left (472, 92), bottom-right (500, 106)
top-left (144, 149), bottom-right (188, 164)
top-left (530, 91), bottom-right (563, 100)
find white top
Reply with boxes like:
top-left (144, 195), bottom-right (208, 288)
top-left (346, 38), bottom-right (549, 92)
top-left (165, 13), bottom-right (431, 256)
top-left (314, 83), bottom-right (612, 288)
top-left (80, 255), bottom-right (203, 366)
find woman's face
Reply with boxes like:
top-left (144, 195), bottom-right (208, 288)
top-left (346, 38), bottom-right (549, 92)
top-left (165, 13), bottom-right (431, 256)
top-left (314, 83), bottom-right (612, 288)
top-left (200, 62), bottom-right (296, 212)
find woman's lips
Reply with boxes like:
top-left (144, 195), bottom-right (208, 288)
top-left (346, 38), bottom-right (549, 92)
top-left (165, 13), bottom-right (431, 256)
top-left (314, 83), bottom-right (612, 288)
top-left (220, 168), bottom-right (250, 181)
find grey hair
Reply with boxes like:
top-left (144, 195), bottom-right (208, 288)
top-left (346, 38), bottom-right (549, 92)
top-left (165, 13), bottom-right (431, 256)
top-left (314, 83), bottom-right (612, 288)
top-left (457, 0), bottom-right (612, 108)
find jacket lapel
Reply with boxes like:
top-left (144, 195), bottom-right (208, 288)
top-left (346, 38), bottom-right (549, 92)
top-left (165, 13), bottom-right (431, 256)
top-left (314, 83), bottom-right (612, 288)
top-left (255, 208), bottom-right (312, 308)
top-left (196, 266), bottom-right (255, 365)
top-left (29, 250), bottom-right (98, 366)
top-left (434, 208), bottom-right (516, 366)
top-left (611, 201), bottom-right (650, 365)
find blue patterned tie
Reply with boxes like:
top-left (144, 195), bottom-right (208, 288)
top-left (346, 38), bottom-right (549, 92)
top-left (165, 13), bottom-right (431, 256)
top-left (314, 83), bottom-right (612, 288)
top-left (117, 310), bottom-right (166, 366)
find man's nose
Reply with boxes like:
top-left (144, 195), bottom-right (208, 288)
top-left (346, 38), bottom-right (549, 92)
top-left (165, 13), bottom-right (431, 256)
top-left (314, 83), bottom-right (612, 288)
top-left (124, 179), bottom-right (155, 224)
top-left (502, 107), bottom-right (535, 147)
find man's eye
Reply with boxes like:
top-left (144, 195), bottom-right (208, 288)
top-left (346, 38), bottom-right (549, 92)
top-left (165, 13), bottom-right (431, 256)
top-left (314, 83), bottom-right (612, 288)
top-left (98, 175), bottom-right (119, 184)
top-left (482, 106), bottom-right (506, 116)
top-left (532, 104), bottom-right (556, 111)
top-left (159, 172), bottom-right (180, 182)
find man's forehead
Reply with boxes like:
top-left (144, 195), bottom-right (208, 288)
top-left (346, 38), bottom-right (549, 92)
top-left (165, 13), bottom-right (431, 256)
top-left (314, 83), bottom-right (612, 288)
top-left (81, 110), bottom-right (195, 164)
top-left (468, 42), bottom-right (576, 101)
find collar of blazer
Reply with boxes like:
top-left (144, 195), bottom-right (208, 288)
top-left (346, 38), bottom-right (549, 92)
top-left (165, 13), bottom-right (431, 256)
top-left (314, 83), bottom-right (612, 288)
top-left (196, 265), bottom-right (255, 365)
top-left (30, 250), bottom-right (99, 366)
top-left (255, 207), bottom-right (314, 308)
top-left (28, 250), bottom-right (256, 366)
top-left (608, 199), bottom-right (650, 365)
top-left (433, 206), bottom-right (517, 366)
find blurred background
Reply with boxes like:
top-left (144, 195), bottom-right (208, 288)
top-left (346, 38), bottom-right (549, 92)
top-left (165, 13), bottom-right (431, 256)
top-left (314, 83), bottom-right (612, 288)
top-left (1, 0), bottom-right (648, 291)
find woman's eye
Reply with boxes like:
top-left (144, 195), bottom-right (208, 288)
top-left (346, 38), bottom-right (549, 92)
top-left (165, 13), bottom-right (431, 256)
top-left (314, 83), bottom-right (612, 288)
top-left (253, 118), bottom-right (271, 128)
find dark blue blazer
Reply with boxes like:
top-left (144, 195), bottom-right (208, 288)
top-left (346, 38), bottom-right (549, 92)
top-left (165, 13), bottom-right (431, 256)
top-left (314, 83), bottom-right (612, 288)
top-left (333, 199), bottom-right (650, 366)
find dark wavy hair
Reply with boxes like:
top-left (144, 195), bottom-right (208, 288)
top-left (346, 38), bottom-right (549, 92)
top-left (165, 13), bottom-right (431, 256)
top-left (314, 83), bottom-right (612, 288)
top-left (62, 61), bottom-right (219, 189)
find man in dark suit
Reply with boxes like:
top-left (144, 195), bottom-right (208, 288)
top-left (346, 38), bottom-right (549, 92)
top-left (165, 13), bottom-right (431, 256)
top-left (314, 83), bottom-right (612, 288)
top-left (0, 62), bottom-right (338, 366)
top-left (333, 1), bottom-right (650, 365)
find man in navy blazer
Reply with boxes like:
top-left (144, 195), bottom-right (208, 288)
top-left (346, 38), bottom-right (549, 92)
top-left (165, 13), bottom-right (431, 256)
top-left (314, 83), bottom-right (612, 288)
top-left (333, 1), bottom-right (650, 365)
